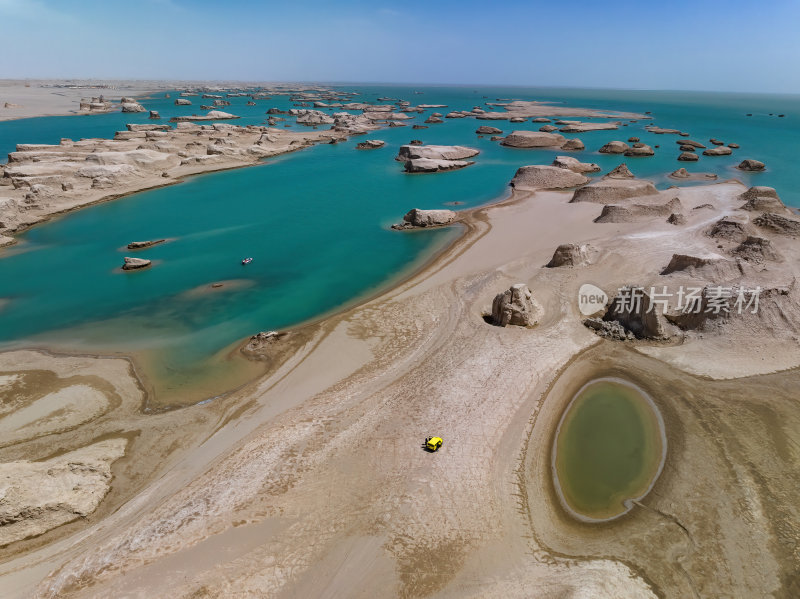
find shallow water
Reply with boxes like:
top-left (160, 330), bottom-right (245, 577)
top-left (1, 85), bottom-right (798, 401)
top-left (553, 378), bottom-right (665, 521)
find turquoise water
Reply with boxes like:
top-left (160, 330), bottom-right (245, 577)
top-left (0, 85), bottom-right (797, 401)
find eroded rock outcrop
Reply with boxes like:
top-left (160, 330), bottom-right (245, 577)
top-left (559, 122), bottom-right (618, 132)
top-left (599, 141), bottom-right (629, 154)
top-left (732, 236), bottom-right (782, 263)
top-left (396, 145), bottom-right (479, 161)
top-left (560, 138), bottom-right (585, 151)
top-left (594, 198), bottom-right (682, 223)
top-left (753, 213), bottom-right (800, 236)
top-left (546, 243), bottom-right (595, 267)
top-left (490, 283), bottom-right (541, 327)
top-left (583, 318), bottom-right (634, 340)
top-left (121, 102), bottom-right (145, 113)
top-left (552, 156), bottom-right (601, 173)
top-left (404, 158), bottom-right (474, 173)
top-left (737, 159), bottom-right (765, 171)
top-left (242, 330), bottom-right (290, 356)
top-left (356, 139), bottom-right (385, 150)
top-left (669, 168), bottom-right (717, 180)
top-left (738, 186), bottom-right (786, 212)
top-left (707, 218), bottom-right (749, 243)
top-left (571, 178), bottom-right (658, 204)
top-left (391, 208), bottom-right (457, 229)
top-left (678, 140), bottom-right (706, 149)
top-left (0, 438), bottom-right (127, 546)
top-left (606, 164), bottom-right (635, 179)
top-left (500, 131), bottom-right (565, 148)
top-left (292, 109), bottom-right (335, 125)
top-left (601, 286), bottom-right (674, 339)
top-left (624, 143), bottom-right (654, 157)
top-left (703, 146), bottom-right (732, 156)
top-left (122, 257), bottom-right (152, 270)
top-left (661, 253), bottom-right (736, 276)
top-left (127, 239), bottom-right (165, 250)
top-left (510, 165), bottom-right (590, 190)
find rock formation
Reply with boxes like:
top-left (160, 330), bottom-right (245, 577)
top-left (500, 131), bottom-right (565, 148)
top-left (122, 256), bottom-right (152, 270)
top-left (732, 236), bottom-right (781, 263)
top-left (669, 168), bottom-right (717, 180)
top-left (678, 152), bottom-right (699, 161)
top-left (356, 140), bottom-right (385, 150)
top-left (571, 178), bottom-right (658, 204)
top-left (510, 165), bottom-right (590, 190)
top-left (677, 140), bottom-right (706, 149)
top-left (293, 109), bottom-right (335, 125)
top-left (174, 98), bottom-right (192, 106)
top-left (490, 283), bottom-right (541, 327)
top-left (391, 208), bottom-right (457, 229)
top-left (170, 111), bottom-right (239, 122)
top-left (661, 253), bottom-right (730, 275)
top-left (560, 138), bottom-right (585, 151)
top-left (583, 317), bottom-right (634, 340)
top-left (551, 156), bottom-right (601, 173)
top-left (667, 212), bottom-right (687, 225)
top-left (127, 239), bottom-right (165, 250)
top-left (396, 145), bottom-right (479, 161)
top-left (707, 218), bottom-right (750, 243)
top-left (0, 438), bottom-right (127, 546)
top-left (624, 144), bottom-right (654, 157)
top-left (403, 158), bottom-right (474, 173)
top-left (753, 213), bottom-right (800, 235)
top-left (605, 164), bottom-right (635, 179)
top-left (594, 198), bottom-right (682, 223)
top-left (558, 122), bottom-right (619, 132)
top-left (601, 286), bottom-right (673, 339)
top-left (476, 126), bottom-right (502, 134)
top-left (737, 159), bottom-right (765, 171)
top-left (242, 330), bottom-right (288, 356)
top-left (738, 186), bottom-right (786, 212)
top-left (599, 141), bottom-right (630, 154)
top-left (121, 102), bottom-right (145, 113)
top-left (703, 146), bottom-right (732, 156)
top-left (546, 243), bottom-right (594, 267)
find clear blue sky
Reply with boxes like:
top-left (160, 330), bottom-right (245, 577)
top-left (1, 0), bottom-right (799, 93)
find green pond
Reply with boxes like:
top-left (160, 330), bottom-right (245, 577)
top-left (553, 378), bottom-right (666, 521)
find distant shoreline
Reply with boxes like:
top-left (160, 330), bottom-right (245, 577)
top-left (0, 79), bottom-right (165, 122)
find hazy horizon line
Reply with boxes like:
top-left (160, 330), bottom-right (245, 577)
top-left (3, 77), bottom-right (799, 98)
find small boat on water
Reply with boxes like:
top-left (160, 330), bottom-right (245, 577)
top-left (241, 257), bottom-right (253, 265)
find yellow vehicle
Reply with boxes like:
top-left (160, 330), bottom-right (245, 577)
top-left (424, 436), bottom-right (443, 452)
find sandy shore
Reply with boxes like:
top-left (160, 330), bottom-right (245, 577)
top-left (1, 160), bottom-right (798, 597)
top-left (0, 79), bottom-right (167, 121)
